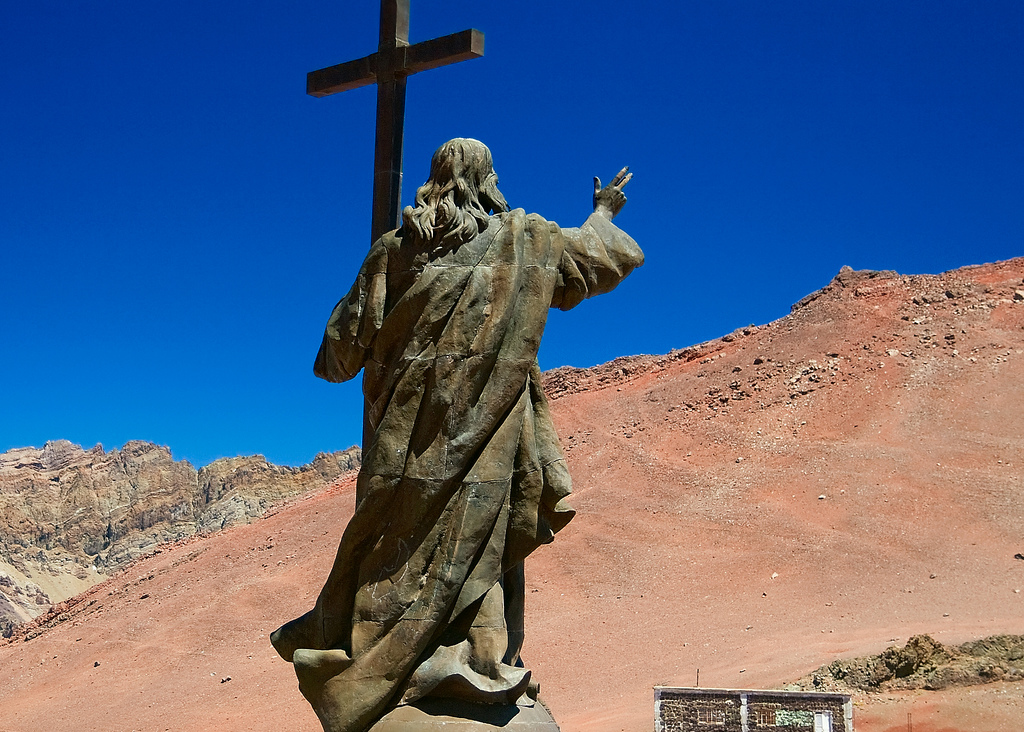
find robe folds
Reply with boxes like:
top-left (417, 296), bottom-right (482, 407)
top-left (271, 209), bottom-right (643, 732)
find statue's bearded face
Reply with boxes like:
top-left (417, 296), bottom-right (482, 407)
top-left (480, 171), bottom-right (509, 215)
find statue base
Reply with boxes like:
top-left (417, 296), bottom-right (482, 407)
top-left (369, 697), bottom-right (560, 732)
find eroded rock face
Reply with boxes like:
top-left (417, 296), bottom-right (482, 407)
top-left (0, 441), bottom-right (359, 631)
top-left (195, 451), bottom-right (359, 534)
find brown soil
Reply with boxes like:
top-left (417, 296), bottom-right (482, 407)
top-left (1, 259), bottom-right (1022, 732)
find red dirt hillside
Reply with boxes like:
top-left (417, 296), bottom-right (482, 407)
top-left (1, 259), bottom-right (1022, 732)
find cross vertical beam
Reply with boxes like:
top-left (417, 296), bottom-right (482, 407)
top-left (372, 0), bottom-right (410, 245)
top-left (306, 0), bottom-right (485, 244)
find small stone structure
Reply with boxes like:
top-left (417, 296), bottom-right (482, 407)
top-left (655, 687), bottom-right (853, 732)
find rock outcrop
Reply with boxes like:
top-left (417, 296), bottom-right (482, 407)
top-left (0, 441), bottom-right (359, 630)
top-left (795, 634), bottom-right (1024, 692)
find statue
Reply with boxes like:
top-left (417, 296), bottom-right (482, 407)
top-left (271, 138), bottom-right (643, 732)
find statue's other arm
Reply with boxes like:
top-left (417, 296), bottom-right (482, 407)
top-left (313, 242), bottom-right (388, 383)
top-left (551, 167), bottom-right (644, 311)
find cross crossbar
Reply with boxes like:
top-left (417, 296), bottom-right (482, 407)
top-left (307, 29), bottom-right (484, 97)
top-left (306, 0), bottom-right (485, 244)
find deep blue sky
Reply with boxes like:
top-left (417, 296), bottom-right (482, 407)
top-left (2, 1), bottom-right (1021, 466)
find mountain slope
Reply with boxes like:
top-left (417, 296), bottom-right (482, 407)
top-left (530, 258), bottom-right (1024, 731)
top-left (1, 258), bottom-right (1021, 732)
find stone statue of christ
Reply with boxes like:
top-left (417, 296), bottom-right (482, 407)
top-left (272, 138), bottom-right (642, 732)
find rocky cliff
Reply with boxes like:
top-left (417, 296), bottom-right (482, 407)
top-left (0, 440), bottom-right (359, 630)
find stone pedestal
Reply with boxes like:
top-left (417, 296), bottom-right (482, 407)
top-left (369, 697), bottom-right (559, 732)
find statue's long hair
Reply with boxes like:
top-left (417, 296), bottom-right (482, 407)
top-left (402, 138), bottom-right (509, 248)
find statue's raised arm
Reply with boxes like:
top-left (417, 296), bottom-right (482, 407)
top-left (551, 167), bottom-right (644, 311)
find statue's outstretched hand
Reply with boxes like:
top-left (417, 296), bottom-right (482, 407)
top-left (593, 166), bottom-right (632, 220)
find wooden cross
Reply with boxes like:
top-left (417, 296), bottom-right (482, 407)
top-left (307, 0), bottom-right (484, 244)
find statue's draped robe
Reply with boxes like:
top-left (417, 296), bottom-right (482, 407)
top-left (271, 210), bottom-right (642, 732)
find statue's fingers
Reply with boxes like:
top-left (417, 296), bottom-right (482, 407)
top-left (611, 166), bottom-right (630, 186)
top-left (618, 172), bottom-right (634, 189)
